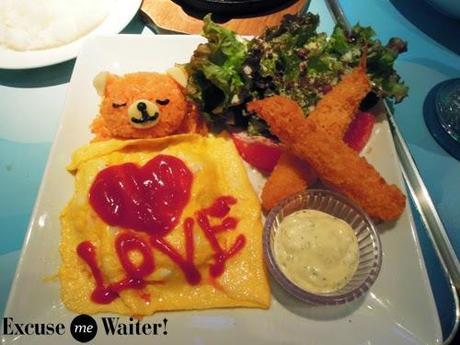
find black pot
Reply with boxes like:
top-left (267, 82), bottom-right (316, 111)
top-left (178, 0), bottom-right (295, 16)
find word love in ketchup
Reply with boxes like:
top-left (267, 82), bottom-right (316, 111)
top-left (77, 233), bottom-right (154, 304)
top-left (89, 154), bottom-right (193, 237)
top-left (79, 155), bottom-right (246, 304)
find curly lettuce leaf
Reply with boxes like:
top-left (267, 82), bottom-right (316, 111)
top-left (186, 13), bottom-right (408, 136)
top-left (257, 13), bottom-right (320, 80)
top-left (186, 14), bottom-right (248, 127)
top-left (327, 23), bottom-right (408, 102)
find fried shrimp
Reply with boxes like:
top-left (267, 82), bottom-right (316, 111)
top-left (261, 152), bottom-right (317, 211)
top-left (307, 67), bottom-right (371, 137)
top-left (248, 95), bottom-right (406, 221)
top-left (261, 67), bottom-right (371, 210)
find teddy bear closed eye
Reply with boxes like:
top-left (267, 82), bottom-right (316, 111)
top-left (91, 70), bottom-right (207, 140)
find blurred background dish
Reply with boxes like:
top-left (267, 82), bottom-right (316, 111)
top-left (141, 0), bottom-right (308, 35)
top-left (435, 78), bottom-right (460, 143)
top-left (424, 0), bottom-right (460, 19)
top-left (0, 0), bottom-right (113, 52)
top-left (178, 0), bottom-right (295, 16)
top-left (424, 78), bottom-right (460, 160)
top-left (0, 0), bottom-right (142, 69)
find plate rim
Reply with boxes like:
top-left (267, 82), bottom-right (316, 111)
top-left (2, 34), bottom-right (443, 345)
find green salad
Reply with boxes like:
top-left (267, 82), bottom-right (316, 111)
top-left (186, 13), bottom-right (408, 135)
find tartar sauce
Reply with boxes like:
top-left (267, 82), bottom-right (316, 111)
top-left (274, 209), bottom-right (359, 293)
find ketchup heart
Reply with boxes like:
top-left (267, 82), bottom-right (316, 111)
top-left (89, 154), bottom-right (193, 237)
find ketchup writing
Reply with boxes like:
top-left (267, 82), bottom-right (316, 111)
top-left (78, 155), bottom-right (246, 304)
top-left (196, 196), bottom-right (245, 277)
top-left (89, 155), bottom-right (192, 237)
top-left (77, 236), bottom-right (153, 304)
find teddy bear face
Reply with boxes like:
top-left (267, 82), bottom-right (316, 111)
top-left (96, 72), bottom-right (187, 139)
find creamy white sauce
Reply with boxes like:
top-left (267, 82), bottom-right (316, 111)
top-left (274, 209), bottom-right (359, 293)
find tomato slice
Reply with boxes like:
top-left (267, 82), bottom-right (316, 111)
top-left (231, 111), bottom-right (374, 172)
top-left (230, 132), bottom-right (282, 173)
top-left (343, 111), bottom-right (376, 152)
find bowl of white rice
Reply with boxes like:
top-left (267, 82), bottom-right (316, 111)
top-left (0, 0), bottom-right (113, 51)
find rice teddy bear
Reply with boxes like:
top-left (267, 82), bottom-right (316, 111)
top-left (91, 70), bottom-right (206, 140)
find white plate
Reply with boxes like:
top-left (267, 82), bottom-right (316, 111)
top-left (0, 0), bottom-right (142, 70)
top-left (3, 35), bottom-right (442, 345)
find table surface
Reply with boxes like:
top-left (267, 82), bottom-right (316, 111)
top-left (0, 0), bottom-right (458, 342)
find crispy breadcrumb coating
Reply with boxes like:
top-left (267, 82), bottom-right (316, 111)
top-left (260, 67), bottom-right (371, 211)
top-left (248, 95), bottom-right (405, 221)
top-left (261, 152), bottom-right (317, 211)
top-left (307, 67), bottom-right (371, 138)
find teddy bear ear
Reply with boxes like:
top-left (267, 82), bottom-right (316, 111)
top-left (93, 71), bottom-right (113, 96)
top-left (166, 65), bottom-right (188, 88)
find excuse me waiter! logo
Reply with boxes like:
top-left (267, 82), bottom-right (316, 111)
top-left (1, 315), bottom-right (168, 343)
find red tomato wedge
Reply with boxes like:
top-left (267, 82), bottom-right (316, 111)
top-left (231, 111), bottom-right (374, 172)
top-left (230, 132), bottom-right (282, 173)
top-left (343, 111), bottom-right (376, 152)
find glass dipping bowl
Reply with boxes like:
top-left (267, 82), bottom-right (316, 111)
top-left (263, 189), bottom-right (382, 305)
top-left (435, 78), bottom-right (460, 143)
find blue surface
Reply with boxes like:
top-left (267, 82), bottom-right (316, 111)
top-left (0, 140), bottom-right (50, 255)
top-left (0, 251), bottom-right (19, 317)
top-left (410, 199), bottom-right (457, 339)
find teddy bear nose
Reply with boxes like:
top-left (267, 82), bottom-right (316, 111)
top-left (128, 99), bottom-right (160, 129)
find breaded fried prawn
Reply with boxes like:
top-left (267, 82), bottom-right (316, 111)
top-left (261, 67), bottom-right (371, 210)
top-left (248, 95), bottom-right (406, 221)
top-left (307, 67), bottom-right (371, 138)
top-left (261, 152), bottom-right (317, 211)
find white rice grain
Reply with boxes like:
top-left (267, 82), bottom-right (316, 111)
top-left (0, 0), bottom-right (113, 51)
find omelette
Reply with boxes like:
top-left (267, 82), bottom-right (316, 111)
top-left (60, 134), bottom-right (270, 315)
